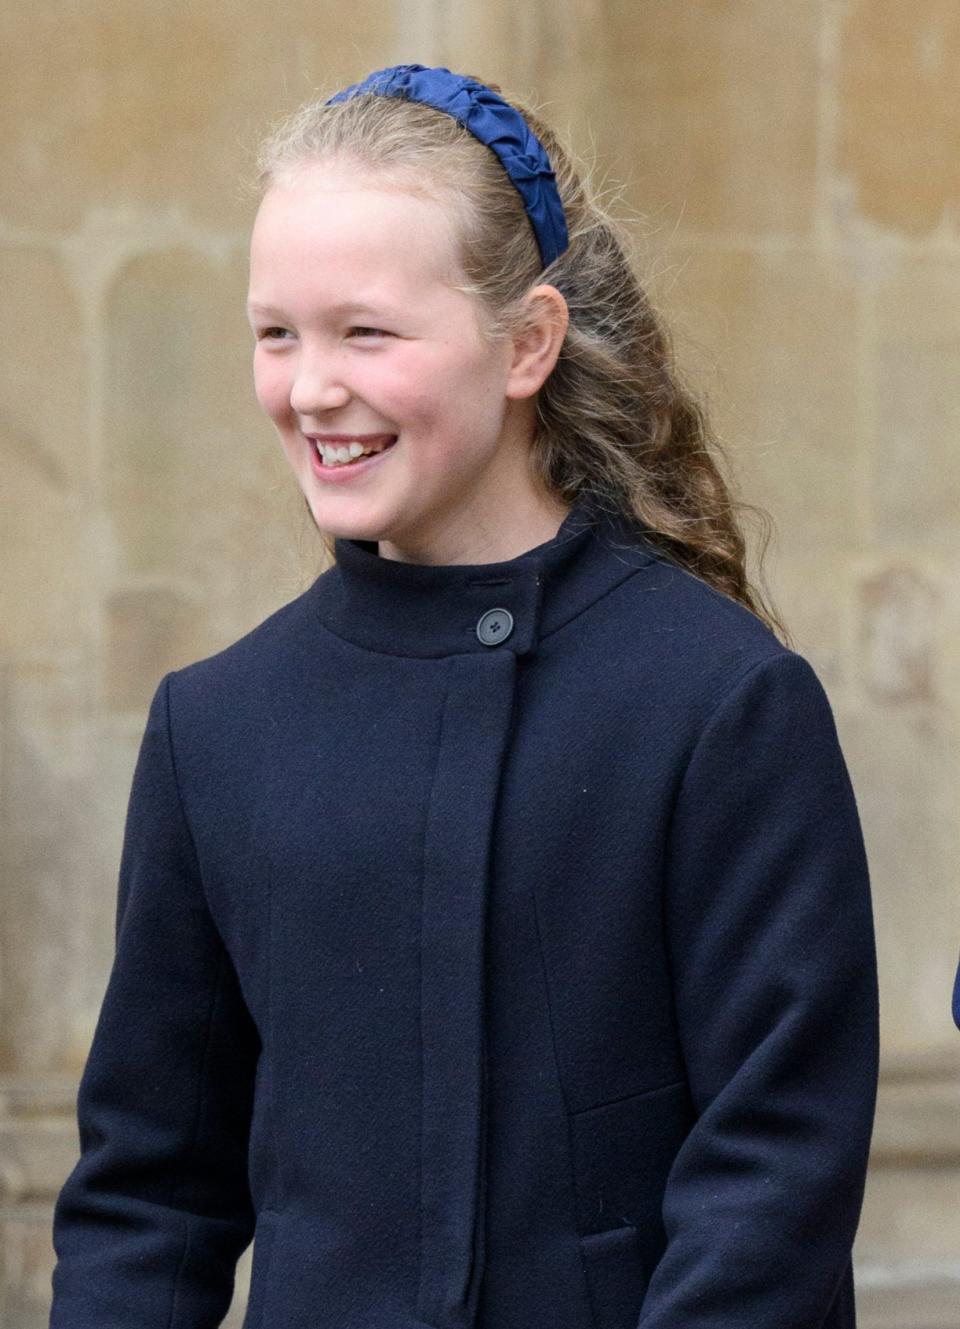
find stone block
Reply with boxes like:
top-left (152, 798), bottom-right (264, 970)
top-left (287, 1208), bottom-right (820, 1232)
top-left (0, 249), bottom-right (86, 658)
top-left (438, 1), bottom-right (820, 237)
top-left (836, 0), bottom-right (960, 236)
top-left (869, 257), bottom-right (960, 555)
top-left (435, 0), bottom-right (557, 105)
top-left (102, 244), bottom-right (302, 644)
top-left (0, 1201), bottom-right (58, 1329)
top-left (102, 583), bottom-right (204, 711)
top-left (0, 663), bottom-right (138, 1074)
top-left (941, 567), bottom-right (960, 723)
top-left (0, 1117), bottom-right (80, 1205)
top-left (581, 0), bottom-right (820, 236)
top-left (650, 244), bottom-right (862, 557)
top-left (855, 1268), bottom-right (960, 1329)
top-left (869, 1055), bottom-right (960, 1164)
top-left (840, 698), bottom-right (960, 1056)
top-left (858, 564), bottom-right (940, 705)
top-left (857, 1054), bottom-right (960, 1329)
top-left (751, 547), bottom-right (850, 692)
top-left (0, 1), bottom-right (401, 234)
top-left (858, 1163), bottom-right (960, 1272)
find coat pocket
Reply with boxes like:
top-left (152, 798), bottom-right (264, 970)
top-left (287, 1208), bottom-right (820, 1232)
top-left (568, 1079), bottom-right (692, 1240)
top-left (577, 1223), bottom-right (648, 1329)
top-left (241, 1209), bottom-right (279, 1329)
top-left (568, 1079), bottom-right (693, 1328)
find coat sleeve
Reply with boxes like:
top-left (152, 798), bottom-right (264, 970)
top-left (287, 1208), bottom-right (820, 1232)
top-left (638, 650), bottom-right (880, 1328)
top-left (49, 671), bottom-right (260, 1329)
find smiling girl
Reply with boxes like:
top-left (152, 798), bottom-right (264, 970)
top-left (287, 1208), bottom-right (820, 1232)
top-left (49, 66), bottom-right (880, 1329)
top-left (246, 154), bottom-right (571, 563)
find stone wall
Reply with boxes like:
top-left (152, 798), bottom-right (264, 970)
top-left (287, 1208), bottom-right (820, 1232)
top-left (1, 2), bottom-right (957, 1324)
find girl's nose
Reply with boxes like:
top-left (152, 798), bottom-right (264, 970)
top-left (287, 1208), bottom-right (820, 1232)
top-left (288, 356), bottom-right (351, 416)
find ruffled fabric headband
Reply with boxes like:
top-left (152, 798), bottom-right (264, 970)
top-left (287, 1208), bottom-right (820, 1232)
top-left (326, 63), bottom-right (569, 270)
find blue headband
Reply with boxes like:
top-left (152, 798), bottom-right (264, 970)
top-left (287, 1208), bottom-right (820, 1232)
top-left (325, 64), bottom-right (569, 270)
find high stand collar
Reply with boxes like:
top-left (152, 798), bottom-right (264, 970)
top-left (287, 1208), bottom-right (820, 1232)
top-left (309, 494), bottom-right (657, 660)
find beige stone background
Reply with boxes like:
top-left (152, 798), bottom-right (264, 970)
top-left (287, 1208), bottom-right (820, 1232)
top-left (1, 1), bottom-right (958, 1325)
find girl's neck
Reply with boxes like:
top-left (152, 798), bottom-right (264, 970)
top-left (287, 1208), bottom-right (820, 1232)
top-left (377, 490), bottom-right (573, 567)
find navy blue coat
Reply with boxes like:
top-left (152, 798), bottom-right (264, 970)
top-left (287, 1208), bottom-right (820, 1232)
top-left (49, 496), bottom-right (880, 1329)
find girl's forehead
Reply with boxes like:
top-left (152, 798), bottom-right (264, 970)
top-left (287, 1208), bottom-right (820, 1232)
top-left (258, 160), bottom-right (453, 228)
top-left (250, 171), bottom-right (465, 295)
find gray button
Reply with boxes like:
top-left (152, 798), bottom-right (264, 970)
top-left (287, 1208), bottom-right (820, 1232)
top-left (476, 607), bottom-right (514, 646)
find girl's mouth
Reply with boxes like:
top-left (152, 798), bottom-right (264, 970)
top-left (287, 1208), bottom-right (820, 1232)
top-left (313, 434), bottom-right (396, 465)
top-left (308, 435), bottom-right (398, 481)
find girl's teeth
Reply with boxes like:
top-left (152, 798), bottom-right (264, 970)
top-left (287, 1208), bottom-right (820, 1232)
top-left (317, 438), bottom-right (395, 467)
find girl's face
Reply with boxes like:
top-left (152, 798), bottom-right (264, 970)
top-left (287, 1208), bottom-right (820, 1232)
top-left (247, 159), bottom-right (551, 563)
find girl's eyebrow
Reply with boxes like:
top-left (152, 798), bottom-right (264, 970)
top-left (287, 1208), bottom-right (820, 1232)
top-left (245, 299), bottom-right (397, 317)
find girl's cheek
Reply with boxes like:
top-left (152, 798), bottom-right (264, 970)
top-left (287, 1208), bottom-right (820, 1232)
top-left (252, 361), bottom-right (290, 419)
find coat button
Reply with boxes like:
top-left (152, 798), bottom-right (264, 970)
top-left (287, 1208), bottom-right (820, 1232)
top-left (476, 607), bottom-right (514, 646)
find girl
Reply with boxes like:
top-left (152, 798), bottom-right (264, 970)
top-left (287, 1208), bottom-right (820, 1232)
top-left (49, 65), bottom-right (880, 1329)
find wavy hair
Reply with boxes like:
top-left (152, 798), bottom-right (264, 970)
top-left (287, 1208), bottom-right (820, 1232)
top-left (246, 75), bottom-right (792, 646)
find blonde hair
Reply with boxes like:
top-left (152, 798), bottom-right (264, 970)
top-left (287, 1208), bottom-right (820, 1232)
top-left (247, 75), bottom-right (792, 646)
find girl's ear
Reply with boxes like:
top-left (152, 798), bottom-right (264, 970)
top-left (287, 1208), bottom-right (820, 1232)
top-left (505, 284), bottom-right (570, 401)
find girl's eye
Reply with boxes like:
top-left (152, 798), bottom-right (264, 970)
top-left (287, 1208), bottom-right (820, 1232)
top-left (257, 327), bottom-right (293, 341)
top-left (347, 326), bottom-right (390, 339)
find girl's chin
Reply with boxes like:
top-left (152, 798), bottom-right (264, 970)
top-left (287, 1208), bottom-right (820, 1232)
top-left (302, 495), bottom-right (400, 543)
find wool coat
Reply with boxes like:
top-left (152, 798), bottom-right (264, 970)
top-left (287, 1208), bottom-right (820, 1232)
top-left (49, 495), bottom-right (880, 1329)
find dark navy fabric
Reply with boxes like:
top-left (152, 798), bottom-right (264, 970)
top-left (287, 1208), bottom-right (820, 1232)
top-left (953, 953), bottom-right (960, 1029)
top-left (49, 496), bottom-right (880, 1329)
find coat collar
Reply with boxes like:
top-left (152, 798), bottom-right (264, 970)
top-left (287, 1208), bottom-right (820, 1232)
top-left (309, 493), bottom-right (658, 659)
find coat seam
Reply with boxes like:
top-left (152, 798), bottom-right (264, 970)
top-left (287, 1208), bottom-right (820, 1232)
top-left (527, 886), bottom-right (572, 1123)
top-left (416, 670), bottom-right (452, 1315)
top-left (159, 670), bottom-right (216, 918)
top-left (537, 559), bottom-right (655, 644)
top-left (266, 858), bottom-right (283, 1213)
top-left (527, 883), bottom-right (600, 1326)
top-left (569, 1077), bottom-right (688, 1118)
top-left (658, 648), bottom-right (795, 1097)
top-left (159, 670), bottom-right (232, 1327)
top-left (166, 947), bottom-right (229, 1327)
